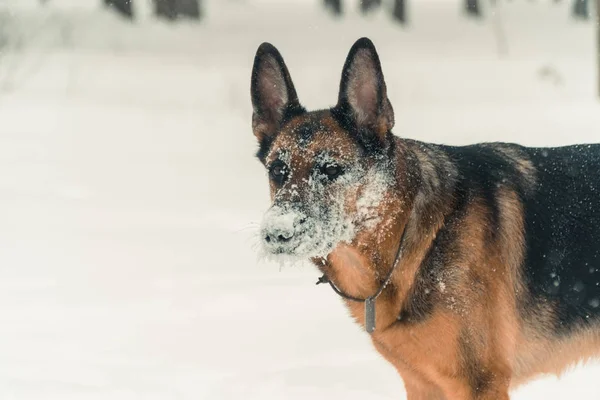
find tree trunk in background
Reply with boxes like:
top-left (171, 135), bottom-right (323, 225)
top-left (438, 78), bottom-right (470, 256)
top-left (573, 0), bottom-right (589, 18)
top-left (465, 0), bottom-right (481, 17)
top-left (392, 0), bottom-right (406, 24)
top-left (104, 0), bottom-right (134, 19)
top-left (324, 0), bottom-right (343, 16)
top-left (360, 0), bottom-right (382, 14)
top-left (176, 0), bottom-right (201, 19)
top-left (597, 0), bottom-right (600, 97)
top-left (154, 0), bottom-right (177, 20)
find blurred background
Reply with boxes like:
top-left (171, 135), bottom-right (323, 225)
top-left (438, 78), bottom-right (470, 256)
top-left (0, 0), bottom-right (599, 399)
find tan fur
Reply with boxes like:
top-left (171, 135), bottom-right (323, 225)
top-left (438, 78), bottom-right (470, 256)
top-left (513, 325), bottom-right (600, 386)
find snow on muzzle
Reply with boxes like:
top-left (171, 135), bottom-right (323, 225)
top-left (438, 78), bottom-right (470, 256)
top-left (260, 205), bottom-right (308, 255)
top-left (260, 197), bottom-right (356, 260)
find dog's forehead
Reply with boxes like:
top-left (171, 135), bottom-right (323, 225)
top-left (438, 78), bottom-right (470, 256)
top-left (266, 112), bottom-right (358, 164)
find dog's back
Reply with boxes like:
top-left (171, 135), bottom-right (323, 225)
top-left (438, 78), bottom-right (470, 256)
top-left (521, 144), bottom-right (600, 329)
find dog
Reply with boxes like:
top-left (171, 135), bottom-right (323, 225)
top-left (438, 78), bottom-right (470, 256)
top-left (250, 37), bottom-right (600, 399)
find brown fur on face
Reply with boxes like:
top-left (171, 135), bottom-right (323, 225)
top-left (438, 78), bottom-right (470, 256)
top-left (251, 38), bottom-right (600, 399)
top-left (265, 112), bottom-right (363, 200)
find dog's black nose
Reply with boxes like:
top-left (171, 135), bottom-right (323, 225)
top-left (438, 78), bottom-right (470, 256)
top-left (277, 233), bottom-right (292, 242)
top-left (265, 231), bottom-right (294, 244)
top-left (261, 207), bottom-right (306, 249)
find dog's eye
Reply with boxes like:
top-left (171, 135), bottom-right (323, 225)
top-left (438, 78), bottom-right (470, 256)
top-left (322, 163), bottom-right (342, 180)
top-left (269, 161), bottom-right (288, 184)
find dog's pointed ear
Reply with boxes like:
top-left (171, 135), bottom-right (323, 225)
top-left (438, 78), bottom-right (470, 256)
top-left (335, 38), bottom-right (394, 141)
top-left (251, 43), bottom-right (304, 145)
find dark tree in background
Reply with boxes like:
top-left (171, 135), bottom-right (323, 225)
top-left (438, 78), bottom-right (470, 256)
top-left (392, 0), bottom-right (406, 23)
top-left (465, 0), bottom-right (481, 17)
top-left (177, 0), bottom-right (201, 19)
top-left (572, 0), bottom-right (589, 19)
top-left (154, 0), bottom-right (201, 21)
top-left (360, 0), bottom-right (382, 14)
top-left (324, 0), bottom-right (343, 16)
top-left (154, 0), bottom-right (177, 20)
top-left (324, 0), bottom-right (406, 23)
top-left (597, 0), bottom-right (600, 97)
top-left (104, 0), bottom-right (133, 19)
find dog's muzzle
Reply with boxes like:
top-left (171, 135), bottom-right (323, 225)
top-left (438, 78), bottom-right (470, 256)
top-left (261, 205), bottom-right (307, 254)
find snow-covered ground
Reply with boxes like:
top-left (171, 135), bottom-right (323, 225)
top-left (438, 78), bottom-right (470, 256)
top-left (0, 0), bottom-right (599, 398)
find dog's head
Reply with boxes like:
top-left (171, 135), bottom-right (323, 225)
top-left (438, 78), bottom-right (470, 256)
top-left (251, 38), bottom-right (398, 260)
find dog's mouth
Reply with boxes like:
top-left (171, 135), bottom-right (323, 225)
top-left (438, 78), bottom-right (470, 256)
top-left (261, 222), bottom-right (351, 260)
top-left (260, 201), bottom-right (357, 260)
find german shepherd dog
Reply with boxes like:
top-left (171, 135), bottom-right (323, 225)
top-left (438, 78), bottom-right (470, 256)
top-left (250, 37), bottom-right (600, 399)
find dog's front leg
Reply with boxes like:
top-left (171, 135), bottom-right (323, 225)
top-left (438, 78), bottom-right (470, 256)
top-left (402, 376), bottom-right (445, 400)
top-left (372, 341), bottom-right (444, 399)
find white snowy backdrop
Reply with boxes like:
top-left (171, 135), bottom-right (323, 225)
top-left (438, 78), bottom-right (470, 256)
top-left (0, 0), bottom-right (600, 399)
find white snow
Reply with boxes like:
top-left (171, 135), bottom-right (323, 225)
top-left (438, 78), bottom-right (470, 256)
top-left (0, 0), bottom-right (600, 399)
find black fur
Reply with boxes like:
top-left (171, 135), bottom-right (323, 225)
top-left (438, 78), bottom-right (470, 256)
top-left (519, 144), bottom-right (600, 332)
top-left (256, 134), bottom-right (274, 162)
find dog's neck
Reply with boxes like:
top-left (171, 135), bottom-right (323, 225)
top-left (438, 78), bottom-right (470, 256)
top-left (316, 139), bottom-right (456, 333)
